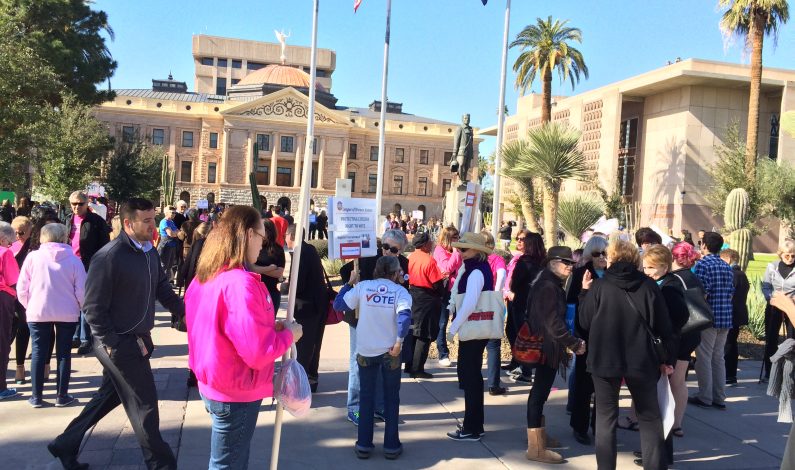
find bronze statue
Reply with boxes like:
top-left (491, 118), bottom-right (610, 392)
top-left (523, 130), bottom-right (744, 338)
top-left (450, 113), bottom-right (473, 186)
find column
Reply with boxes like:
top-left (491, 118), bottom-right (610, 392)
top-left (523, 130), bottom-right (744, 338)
top-left (316, 137), bottom-right (326, 190)
top-left (221, 127), bottom-right (230, 184)
top-left (269, 133), bottom-right (278, 186)
top-left (407, 147), bottom-right (416, 195)
top-left (246, 131), bottom-right (253, 180)
top-left (293, 135), bottom-right (303, 188)
top-left (340, 138), bottom-right (349, 178)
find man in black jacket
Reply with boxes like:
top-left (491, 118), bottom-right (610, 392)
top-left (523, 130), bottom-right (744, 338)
top-left (49, 198), bottom-right (183, 470)
top-left (66, 191), bottom-right (110, 354)
top-left (286, 224), bottom-right (328, 393)
top-left (721, 248), bottom-right (750, 385)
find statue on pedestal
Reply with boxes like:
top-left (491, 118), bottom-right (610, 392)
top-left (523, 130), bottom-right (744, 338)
top-left (450, 113), bottom-right (473, 188)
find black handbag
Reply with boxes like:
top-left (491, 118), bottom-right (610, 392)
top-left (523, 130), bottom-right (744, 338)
top-left (673, 274), bottom-right (714, 334)
top-left (623, 291), bottom-right (668, 364)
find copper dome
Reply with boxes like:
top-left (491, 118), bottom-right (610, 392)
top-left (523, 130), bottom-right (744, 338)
top-left (236, 64), bottom-right (326, 91)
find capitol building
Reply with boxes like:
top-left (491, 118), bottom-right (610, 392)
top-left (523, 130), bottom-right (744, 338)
top-left (94, 35), bottom-right (476, 219)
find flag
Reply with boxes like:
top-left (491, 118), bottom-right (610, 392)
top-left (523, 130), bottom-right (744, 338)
top-left (354, 0), bottom-right (362, 12)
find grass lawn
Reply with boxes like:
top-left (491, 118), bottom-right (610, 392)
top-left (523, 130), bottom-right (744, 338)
top-left (747, 253), bottom-right (776, 278)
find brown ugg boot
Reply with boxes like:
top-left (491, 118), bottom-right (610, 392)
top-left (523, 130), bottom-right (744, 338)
top-left (526, 428), bottom-right (564, 464)
top-left (541, 415), bottom-right (561, 448)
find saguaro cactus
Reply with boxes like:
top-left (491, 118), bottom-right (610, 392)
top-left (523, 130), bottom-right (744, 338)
top-left (724, 187), bottom-right (752, 271)
top-left (161, 154), bottom-right (176, 207)
top-left (249, 172), bottom-right (262, 213)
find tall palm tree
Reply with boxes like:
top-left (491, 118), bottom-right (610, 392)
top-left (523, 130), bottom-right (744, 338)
top-left (719, 0), bottom-right (789, 179)
top-left (510, 16), bottom-right (589, 124)
top-left (502, 123), bottom-right (590, 247)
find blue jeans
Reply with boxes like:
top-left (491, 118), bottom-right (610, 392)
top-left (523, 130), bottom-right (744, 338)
top-left (347, 326), bottom-right (384, 413)
top-left (486, 338), bottom-right (502, 388)
top-left (201, 394), bottom-right (262, 470)
top-left (29, 321), bottom-right (77, 398)
top-left (72, 311), bottom-right (92, 344)
top-left (435, 292), bottom-right (452, 360)
top-left (356, 352), bottom-right (402, 454)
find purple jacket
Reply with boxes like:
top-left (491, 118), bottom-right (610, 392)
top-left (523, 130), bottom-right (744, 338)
top-left (17, 243), bottom-right (86, 323)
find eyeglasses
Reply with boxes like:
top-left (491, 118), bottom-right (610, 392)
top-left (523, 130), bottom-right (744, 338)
top-left (70, 202), bottom-right (85, 207)
top-left (516, 236), bottom-right (526, 242)
top-left (591, 251), bottom-right (607, 258)
top-left (450, 235), bottom-right (460, 240)
top-left (252, 231), bottom-right (266, 241)
top-left (381, 243), bottom-right (400, 254)
top-left (459, 248), bottom-right (470, 253)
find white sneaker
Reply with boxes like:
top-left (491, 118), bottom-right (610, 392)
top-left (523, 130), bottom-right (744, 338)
top-left (438, 357), bottom-right (452, 367)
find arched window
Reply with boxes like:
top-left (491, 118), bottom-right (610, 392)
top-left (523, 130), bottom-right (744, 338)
top-left (393, 203), bottom-right (402, 215)
top-left (277, 196), bottom-right (291, 212)
top-left (417, 204), bottom-right (426, 221)
top-left (207, 192), bottom-right (215, 205)
top-left (179, 191), bottom-right (191, 205)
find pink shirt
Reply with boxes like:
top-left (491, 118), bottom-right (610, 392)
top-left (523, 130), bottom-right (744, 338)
top-left (10, 240), bottom-right (24, 257)
top-left (433, 244), bottom-right (462, 292)
top-left (70, 214), bottom-right (85, 257)
top-left (503, 252), bottom-right (522, 299)
top-left (16, 243), bottom-right (86, 322)
top-left (0, 246), bottom-right (20, 298)
top-left (185, 267), bottom-right (294, 402)
top-left (487, 253), bottom-right (507, 290)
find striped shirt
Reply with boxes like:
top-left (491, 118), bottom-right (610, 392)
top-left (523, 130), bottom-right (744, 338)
top-left (694, 254), bottom-right (735, 329)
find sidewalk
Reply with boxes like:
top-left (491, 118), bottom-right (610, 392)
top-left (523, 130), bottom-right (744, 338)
top-left (2, 303), bottom-right (789, 469)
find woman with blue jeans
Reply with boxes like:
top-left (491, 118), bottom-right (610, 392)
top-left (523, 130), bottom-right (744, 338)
top-left (185, 206), bottom-right (302, 469)
top-left (16, 223), bottom-right (86, 407)
top-left (334, 256), bottom-right (412, 460)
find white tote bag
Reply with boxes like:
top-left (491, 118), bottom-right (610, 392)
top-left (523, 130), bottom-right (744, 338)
top-left (453, 290), bottom-right (506, 341)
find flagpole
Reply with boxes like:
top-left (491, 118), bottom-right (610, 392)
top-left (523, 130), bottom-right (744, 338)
top-left (270, 0), bottom-right (319, 468)
top-left (491, 0), bottom-right (511, 240)
top-left (374, 0), bottom-right (391, 230)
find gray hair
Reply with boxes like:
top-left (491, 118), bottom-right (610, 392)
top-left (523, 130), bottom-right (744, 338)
top-left (176, 200), bottom-right (188, 208)
top-left (69, 191), bottom-right (87, 202)
top-left (381, 229), bottom-right (408, 250)
top-left (580, 235), bottom-right (610, 265)
top-left (40, 223), bottom-right (69, 244)
top-left (0, 222), bottom-right (14, 245)
top-left (374, 255), bottom-right (401, 280)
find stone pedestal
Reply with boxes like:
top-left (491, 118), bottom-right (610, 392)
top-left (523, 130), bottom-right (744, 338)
top-left (443, 182), bottom-right (481, 232)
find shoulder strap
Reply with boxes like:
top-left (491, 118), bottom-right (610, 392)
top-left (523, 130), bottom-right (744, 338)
top-left (320, 264), bottom-right (333, 290)
top-left (622, 290), bottom-right (657, 339)
top-left (673, 273), bottom-right (688, 290)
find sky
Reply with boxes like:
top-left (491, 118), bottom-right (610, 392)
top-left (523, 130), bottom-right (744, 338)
top-left (94, 0), bottom-right (795, 160)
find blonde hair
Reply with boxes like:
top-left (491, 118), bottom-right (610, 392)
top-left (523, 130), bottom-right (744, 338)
top-left (642, 244), bottom-right (673, 271)
top-left (607, 238), bottom-right (640, 266)
top-left (194, 222), bottom-right (211, 241)
top-left (109, 216), bottom-right (122, 241)
top-left (11, 216), bottom-right (32, 233)
top-left (720, 248), bottom-right (739, 265)
top-left (778, 240), bottom-right (795, 256)
top-left (196, 206), bottom-right (261, 283)
top-left (437, 225), bottom-right (460, 251)
top-left (480, 229), bottom-right (496, 250)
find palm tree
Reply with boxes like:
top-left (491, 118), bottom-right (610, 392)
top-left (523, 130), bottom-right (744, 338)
top-left (502, 123), bottom-right (590, 247)
top-left (719, 0), bottom-right (789, 179)
top-left (510, 16), bottom-right (589, 124)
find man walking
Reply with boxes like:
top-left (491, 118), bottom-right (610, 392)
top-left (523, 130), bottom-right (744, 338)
top-left (66, 191), bottom-right (109, 355)
top-left (48, 198), bottom-right (183, 470)
top-left (157, 206), bottom-right (178, 283)
top-left (689, 231), bottom-right (734, 410)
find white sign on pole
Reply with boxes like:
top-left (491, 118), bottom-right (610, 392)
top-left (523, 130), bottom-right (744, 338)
top-left (196, 199), bottom-right (209, 209)
top-left (328, 196), bottom-right (378, 260)
top-left (411, 210), bottom-right (424, 221)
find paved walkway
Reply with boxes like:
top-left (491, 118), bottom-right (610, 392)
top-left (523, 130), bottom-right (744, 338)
top-left (2, 304), bottom-right (790, 469)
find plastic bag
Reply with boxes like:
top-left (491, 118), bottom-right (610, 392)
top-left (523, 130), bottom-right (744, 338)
top-left (273, 358), bottom-right (312, 418)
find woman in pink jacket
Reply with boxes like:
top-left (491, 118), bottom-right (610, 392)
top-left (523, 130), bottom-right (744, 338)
top-left (433, 225), bottom-right (462, 367)
top-left (17, 223), bottom-right (86, 408)
top-left (185, 205), bottom-right (302, 470)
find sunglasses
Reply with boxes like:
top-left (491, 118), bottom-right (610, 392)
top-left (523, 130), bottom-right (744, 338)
top-left (516, 236), bottom-right (526, 242)
top-left (554, 258), bottom-right (575, 266)
top-left (70, 202), bottom-right (85, 207)
top-left (15, 231), bottom-right (25, 237)
top-left (381, 243), bottom-right (400, 254)
top-left (459, 248), bottom-right (469, 253)
top-left (591, 251), bottom-right (606, 258)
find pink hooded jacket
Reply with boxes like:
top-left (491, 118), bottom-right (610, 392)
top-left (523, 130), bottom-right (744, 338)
top-left (17, 242), bottom-right (86, 323)
top-left (185, 267), bottom-right (294, 402)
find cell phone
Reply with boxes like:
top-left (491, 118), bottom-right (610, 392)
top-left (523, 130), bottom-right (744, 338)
top-left (136, 337), bottom-right (149, 356)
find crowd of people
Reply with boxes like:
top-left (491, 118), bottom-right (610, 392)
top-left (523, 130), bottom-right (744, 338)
top-left (2, 189), bottom-right (795, 469)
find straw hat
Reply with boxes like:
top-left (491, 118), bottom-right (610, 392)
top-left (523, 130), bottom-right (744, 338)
top-left (452, 232), bottom-right (492, 254)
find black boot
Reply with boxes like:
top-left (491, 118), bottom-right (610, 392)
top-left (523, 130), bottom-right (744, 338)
top-left (48, 442), bottom-right (89, 470)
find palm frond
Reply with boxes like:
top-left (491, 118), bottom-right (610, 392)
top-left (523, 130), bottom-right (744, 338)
top-left (558, 194), bottom-right (604, 242)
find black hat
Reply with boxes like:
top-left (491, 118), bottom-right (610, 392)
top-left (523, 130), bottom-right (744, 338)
top-left (412, 232), bottom-right (431, 248)
top-left (547, 246), bottom-right (575, 263)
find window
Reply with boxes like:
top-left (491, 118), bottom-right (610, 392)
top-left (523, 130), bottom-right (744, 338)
top-left (419, 149), bottom-right (429, 165)
top-left (232, 59), bottom-right (242, 69)
top-left (444, 152), bottom-right (454, 166)
top-left (280, 136), bottom-right (294, 153)
top-left (209, 132), bottom-right (218, 149)
top-left (312, 138), bottom-right (318, 155)
top-left (180, 161), bottom-right (193, 182)
top-left (368, 173), bottom-right (378, 193)
top-left (311, 162), bottom-right (319, 188)
top-left (217, 58), bottom-right (228, 67)
top-left (182, 131), bottom-right (194, 148)
top-left (200, 57), bottom-right (214, 66)
top-left (370, 146), bottom-right (378, 161)
top-left (770, 113), bottom-right (780, 160)
top-left (255, 163), bottom-right (268, 185)
top-left (122, 126), bottom-right (134, 143)
top-left (348, 171), bottom-right (356, 192)
top-left (316, 69), bottom-right (328, 78)
top-left (276, 167), bottom-right (292, 186)
top-left (256, 134), bottom-right (270, 152)
top-left (208, 163), bottom-right (217, 184)
top-left (216, 77), bottom-right (227, 95)
top-left (392, 175), bottom-right (403, 195)
top-left (349, 143), bottom-right (358, 160)
top-left (442, 179), bottom-right (452, 194)
top-left (247, 61), bottom-right (265, 70)
top-left (618, 117), bottom-right (639, 198)
top-left (395, 148), bottom-right (404, 163)
top-left (152, 128), bottom-right (165, 146)
top-left (231, 78), bottom-right (240, 85)
top-left (417, 177), bottom-right (428, 196)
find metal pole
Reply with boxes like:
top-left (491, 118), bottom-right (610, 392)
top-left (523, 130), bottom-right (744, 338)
top-left (491, 0), bottom-right (511, 240)
top-left (270, 1), bottom-right (319, 468)
top-left (374, 0), bottom-right (392, 229)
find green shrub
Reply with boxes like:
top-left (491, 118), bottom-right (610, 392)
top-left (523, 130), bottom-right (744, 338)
top-left (746, 275), bottom-right (766, 340)
top-left (321, 257), bottom-right (345, 277)
top-left (494, 248), bottom-right (512, 264)
top-left (307, 239), bottom-right (328, 259)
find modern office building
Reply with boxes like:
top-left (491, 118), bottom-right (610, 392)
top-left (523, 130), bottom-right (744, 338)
top-left (94, 35), bottom-right (474, 219)
top-left (483, 59), bottom-right (795, 251)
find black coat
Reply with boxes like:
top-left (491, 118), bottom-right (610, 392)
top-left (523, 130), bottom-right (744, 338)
top-left (731, 265), bottom-right (750, 327)
top-left (579, 261), bottom-right (676, 379)
top-left (290, 242), bottom-right (328, 321)
top-left (508, 255), bottom-right (543, 324)
top-left (671, 267), bottom-right (706, 359)
top-left (527, 269), bottom-right (581, 370)
top-left (566, 262), bottom-right (600, 341)
top-left (65, 211), bottom-right (110, 270)
top-left (657, 272), bottom-right (690, 358)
